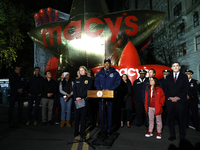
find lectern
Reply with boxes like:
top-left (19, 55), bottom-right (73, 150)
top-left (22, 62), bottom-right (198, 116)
top-left (87, 90), bottom-right (115, 148)
top-left (87, 90), bottom-right (114, 99)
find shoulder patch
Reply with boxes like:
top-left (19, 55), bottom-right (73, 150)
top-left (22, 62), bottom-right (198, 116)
top-left (109, 73), bottom-right (114, 78)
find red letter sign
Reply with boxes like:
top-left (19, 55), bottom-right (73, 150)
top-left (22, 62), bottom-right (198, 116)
top-left (84, 18), bottom-right (104, 37)
top-left (63, 20), bottom-right (81, 40)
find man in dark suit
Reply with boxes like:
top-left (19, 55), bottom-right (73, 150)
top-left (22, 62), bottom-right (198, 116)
top-left (165, 62), bottom-right (189, 142)
top-left (185, 70), bottom-right (199, 131)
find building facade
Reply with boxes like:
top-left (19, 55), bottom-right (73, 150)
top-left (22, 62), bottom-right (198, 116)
top-left (129, 0), bottom-right (200, 80)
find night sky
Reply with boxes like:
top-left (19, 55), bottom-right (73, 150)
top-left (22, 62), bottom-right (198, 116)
top-left (9, 0), bottom-right (118, 14)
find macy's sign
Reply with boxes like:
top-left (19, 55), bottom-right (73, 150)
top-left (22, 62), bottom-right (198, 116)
top-left (116, 67), bottom-right (149, 79)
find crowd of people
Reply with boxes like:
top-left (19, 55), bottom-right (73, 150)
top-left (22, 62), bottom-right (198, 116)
top-left (8, 59), bottom-right (200, 142)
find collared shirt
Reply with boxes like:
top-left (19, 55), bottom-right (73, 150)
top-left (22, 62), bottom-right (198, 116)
top-left (173, 72), bottom-right (180, 80)
top-left (139, 77), bottom-right (146, 83)
top-left (189, 78), bottom-right (192, 82)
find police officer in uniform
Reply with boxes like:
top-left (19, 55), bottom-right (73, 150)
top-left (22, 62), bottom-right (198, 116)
top-left (133, 69), bottom-right (147, 127)
top-left (73, 66), bottom-right (93, 141)
top-left (159, 70), bottom-right (171, 93)
top-left (185, 70), bottom-right (199, 131)
top-left (8, 66), bottom-right (27, 127)
top-left (159, 70), bottom-right (171, 125)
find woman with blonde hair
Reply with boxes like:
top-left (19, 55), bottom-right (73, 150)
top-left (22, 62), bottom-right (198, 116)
top-left (73, 66), bottom-right (92, 141)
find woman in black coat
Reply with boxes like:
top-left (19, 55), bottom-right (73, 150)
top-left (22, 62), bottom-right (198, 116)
top-left (118, 74), bottom-right (132, 128)
top-left (73, 66), bottom-right (93, 141)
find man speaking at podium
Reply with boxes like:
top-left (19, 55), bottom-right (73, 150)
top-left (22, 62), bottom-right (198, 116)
top-left (94, 58), bottom-right (121, 136)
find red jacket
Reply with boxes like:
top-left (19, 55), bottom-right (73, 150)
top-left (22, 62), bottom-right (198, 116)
top-left (144, 86), bottom-right (165, 115)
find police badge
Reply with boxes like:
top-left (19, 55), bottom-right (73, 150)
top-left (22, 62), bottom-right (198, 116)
top-left (84, 80), bottom-right (88, 84)
top-left (190, 83), bottom-right (194, 87)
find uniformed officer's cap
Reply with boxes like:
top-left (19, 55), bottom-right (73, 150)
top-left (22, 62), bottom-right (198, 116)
top-left (139, 69), bottom-right (147, 74)
top-left (87, 69), bottom-right (91, 73)
top-left (185, 70), bottom-right (194, 74)
top-left (104, 58), bottom-right (111, 64)
top-left (162, 70), bottom-right (170, 75)
top-left (63, 72), bottom-right (69, 77)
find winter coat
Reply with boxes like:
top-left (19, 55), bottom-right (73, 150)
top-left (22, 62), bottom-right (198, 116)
top-left (142, 78), bottom-right (163, 101)
top-left (133, 78), bottom-right (147, 102)
top-left (73, 75), bottom-right (93, 99)
top-left (27, 74), bottom-right (43, 96)
top-left (9, 72), bottom-right (27, 96)
top-left (41, 78), bottom-right (57, 99)
top-left (144, 86), bottom-right (165, 115)
top-left (118, 80), bottom-right (132, 110)
top-left (187, 79), bottom-right (199, 104)
top-left (94, 67), bottom-right (121, 91)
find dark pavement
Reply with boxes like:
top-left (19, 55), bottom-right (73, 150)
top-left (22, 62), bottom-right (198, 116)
top-left (0, 103), bottom-right (200, 150)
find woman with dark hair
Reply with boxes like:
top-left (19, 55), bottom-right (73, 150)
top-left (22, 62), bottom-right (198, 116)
top-left (118, 74), bottom-right (132, 128)
top-left (144, 77), bottom-right (165, 139)
top-left (59, 72), bottom-right (73, 127)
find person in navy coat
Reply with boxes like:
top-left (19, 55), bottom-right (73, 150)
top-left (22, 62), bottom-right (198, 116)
top-left (159, 70), bottom-right (171, 126)
top-left (8, 66), bottom-right (27, 126)
top-left (94, 58), bottom-right (121, 135)
top-left (165, 62), bottom-right (189, 142)
top-left (185, 70), bottom-right (199, 131)
top-left (133, 69), bottom-right (147, 127)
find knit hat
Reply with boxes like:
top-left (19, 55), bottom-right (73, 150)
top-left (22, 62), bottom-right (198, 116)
top-left (63, 72), bottom-right (69, 77)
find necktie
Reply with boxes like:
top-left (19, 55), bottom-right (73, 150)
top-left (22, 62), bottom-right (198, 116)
top-left (174, 73), bottom-right (177, 83)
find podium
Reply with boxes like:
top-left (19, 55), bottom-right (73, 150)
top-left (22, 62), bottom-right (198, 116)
top-left (87, 90), bottom-right (117, 148)
top-left (87, 90), bottom-right (114, 99)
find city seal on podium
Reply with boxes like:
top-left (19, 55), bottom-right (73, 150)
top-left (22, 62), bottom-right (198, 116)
top-left (97, 91), bottom-right (103, 97)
